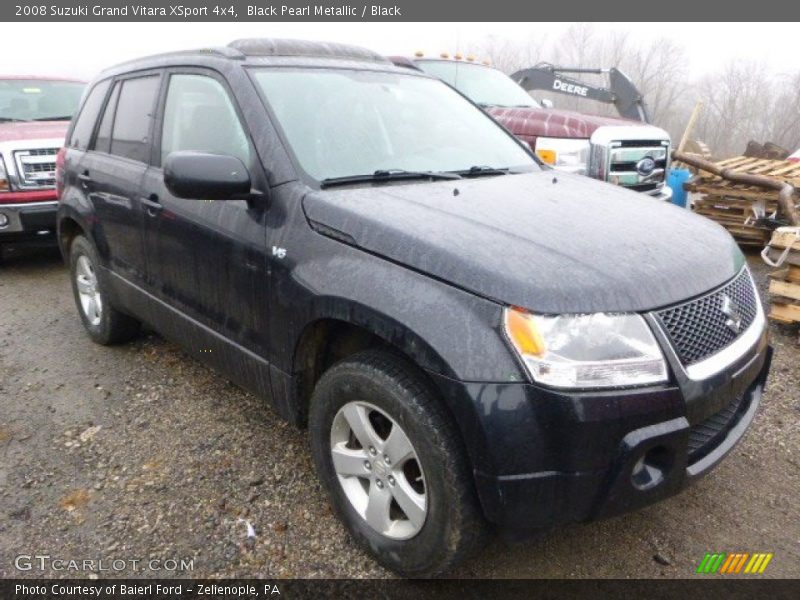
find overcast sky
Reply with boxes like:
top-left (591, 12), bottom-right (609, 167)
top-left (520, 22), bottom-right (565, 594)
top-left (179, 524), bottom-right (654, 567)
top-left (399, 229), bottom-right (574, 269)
top-left (2, 22), bottom-right (797, 81)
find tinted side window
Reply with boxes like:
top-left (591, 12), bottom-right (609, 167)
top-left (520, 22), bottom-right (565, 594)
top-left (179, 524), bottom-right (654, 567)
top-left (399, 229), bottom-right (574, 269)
top-left (94, 82), bottom-right (120, 154)
top-left (69, 80), bottom-right (111, 150)
top-left (110, 76), bottom-right (159, 163)
top-left (160, 74), bottom-right (250, 166)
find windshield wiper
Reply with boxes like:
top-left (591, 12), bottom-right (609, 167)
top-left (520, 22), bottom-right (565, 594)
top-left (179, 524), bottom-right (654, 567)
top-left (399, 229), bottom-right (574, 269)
top-left (0, 117), bottom-right (27, 123)
top-left (33, 115), bottom-right (72, 121)
top-left (320, 169), bottom-right (461, 188)
top-left (455, 165), bottom-right (510, 177)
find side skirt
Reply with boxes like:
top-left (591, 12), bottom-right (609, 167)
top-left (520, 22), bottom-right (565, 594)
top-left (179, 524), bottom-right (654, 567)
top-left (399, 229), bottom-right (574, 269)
top-left (104, 268), bottom-right (291, 420)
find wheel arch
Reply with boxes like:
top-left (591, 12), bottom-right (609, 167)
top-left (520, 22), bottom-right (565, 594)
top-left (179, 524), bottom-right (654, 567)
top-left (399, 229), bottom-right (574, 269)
top-left (286, 300), bottom-right (459, 426)
top-left (56, 208), bottom-right (94, 262)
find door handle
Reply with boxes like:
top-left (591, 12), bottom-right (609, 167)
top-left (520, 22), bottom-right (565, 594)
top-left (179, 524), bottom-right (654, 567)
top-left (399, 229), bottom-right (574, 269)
top-left (141, 193), bottom-right (162, 217)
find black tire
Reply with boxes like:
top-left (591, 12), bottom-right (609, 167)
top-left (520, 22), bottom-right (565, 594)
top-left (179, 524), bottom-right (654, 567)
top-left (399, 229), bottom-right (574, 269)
top-left (309, 349), bottom-right (487, 577)
top-left (68, 235), bottom-right (140, 345)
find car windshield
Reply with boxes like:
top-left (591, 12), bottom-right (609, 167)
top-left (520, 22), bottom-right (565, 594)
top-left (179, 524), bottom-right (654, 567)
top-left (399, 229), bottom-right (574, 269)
top-left (252, 68), bottom-right (537, 182)
top-left (0, 79), bottom-right (85, 122)
top-left (415, 61), bottom-right (541, 109)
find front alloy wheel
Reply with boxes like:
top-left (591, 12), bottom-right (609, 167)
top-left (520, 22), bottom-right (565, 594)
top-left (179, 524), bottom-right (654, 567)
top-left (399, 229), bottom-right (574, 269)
top-left (309, 350), bottom-right (486, 577)
top-left (331, 401), bottom-right (427, 540)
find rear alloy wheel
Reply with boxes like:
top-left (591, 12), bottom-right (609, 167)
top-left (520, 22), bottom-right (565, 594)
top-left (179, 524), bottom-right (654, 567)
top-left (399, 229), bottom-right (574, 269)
top-left (69, 235), bottom-right (140, 345)
top-left (309, 350), bottom-right (486, 577)
top-left (75, 254), bottom-right (103, 326)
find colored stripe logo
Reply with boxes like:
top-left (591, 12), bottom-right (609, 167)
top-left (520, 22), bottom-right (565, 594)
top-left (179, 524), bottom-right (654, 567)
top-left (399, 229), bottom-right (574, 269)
top-left (696, 552), bottom-right (773, 574)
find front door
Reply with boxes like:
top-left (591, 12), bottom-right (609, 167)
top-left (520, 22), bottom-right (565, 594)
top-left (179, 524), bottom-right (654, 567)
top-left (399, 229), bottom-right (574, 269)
top-left (140, 70), bottom-right (270, 357)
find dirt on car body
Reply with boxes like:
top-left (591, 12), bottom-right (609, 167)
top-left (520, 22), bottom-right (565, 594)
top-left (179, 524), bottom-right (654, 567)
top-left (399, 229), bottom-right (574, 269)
top-left (0, 248), bottom-right (797, 578)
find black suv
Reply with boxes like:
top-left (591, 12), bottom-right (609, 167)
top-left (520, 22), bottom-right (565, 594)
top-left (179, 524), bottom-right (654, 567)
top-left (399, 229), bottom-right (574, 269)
top-left (57, 39), bottom-right (771, 577)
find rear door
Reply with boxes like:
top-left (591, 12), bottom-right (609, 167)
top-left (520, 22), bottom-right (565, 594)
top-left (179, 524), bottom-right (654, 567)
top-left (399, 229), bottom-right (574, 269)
top-left (77, 72), bottom-right (161, 284)
top-left (139, 69), bottom-right (270, 357)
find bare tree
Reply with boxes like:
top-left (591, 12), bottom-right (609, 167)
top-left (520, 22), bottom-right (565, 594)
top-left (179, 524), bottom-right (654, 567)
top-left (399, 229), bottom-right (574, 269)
top-left (470, 25), bottom-right (800, 158)
top-left (475, 25), bottom-right (690, 137)
top-left (694, 61), bottom-right (800, 157)
top-left (469, 34), bottom-right (546, 74)
top-left (758, 70), bottom-right (800, 153)
top-left (622, 37), bottom-right (689, 138)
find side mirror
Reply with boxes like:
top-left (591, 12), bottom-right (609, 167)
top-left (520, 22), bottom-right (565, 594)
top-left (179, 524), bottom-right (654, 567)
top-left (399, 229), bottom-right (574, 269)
top-left (540, 99), bottom-right (554, 109)
top-left (163, 151), bottom-right (251, 200)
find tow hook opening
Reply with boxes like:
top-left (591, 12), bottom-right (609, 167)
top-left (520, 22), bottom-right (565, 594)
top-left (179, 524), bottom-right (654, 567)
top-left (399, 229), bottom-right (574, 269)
top-left (631, 445), bottom-right (673, 491)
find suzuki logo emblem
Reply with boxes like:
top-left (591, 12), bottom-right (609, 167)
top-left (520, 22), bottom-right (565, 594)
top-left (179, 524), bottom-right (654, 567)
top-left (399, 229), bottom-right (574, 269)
top-left (720, 295), bottom-right (743, 334)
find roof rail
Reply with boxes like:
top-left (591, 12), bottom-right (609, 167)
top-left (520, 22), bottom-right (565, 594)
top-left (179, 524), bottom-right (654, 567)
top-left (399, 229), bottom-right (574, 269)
top-left (200, 46), bottom-right (246, 59)
top-left (102, 46), bottom-right (244, 72)
top-left (228, 38), bottom-right (388, 63)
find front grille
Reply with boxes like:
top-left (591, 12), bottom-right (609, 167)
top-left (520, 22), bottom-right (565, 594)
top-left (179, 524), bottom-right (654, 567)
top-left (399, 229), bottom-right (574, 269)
top-left (25, 162), bottom-right (55, 173)
top-left (688, 392), bottom-right (748, 463)
top-left (617, 139), bottom-right (668, 148)
top-left (13, 148), bottom-right (59, 189)
top-left (656, 269), bottom-right (758, 366)
top-left (605, 140), bottom-right (669, 191)
top-left (626, 182), bottom-right (659, 192)
top-left (26, 148), bottom-right (58, 157)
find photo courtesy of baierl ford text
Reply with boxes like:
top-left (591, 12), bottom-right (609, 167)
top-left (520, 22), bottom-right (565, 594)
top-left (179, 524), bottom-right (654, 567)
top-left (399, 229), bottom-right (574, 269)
top-left (0, 0), bottom-right (798, 596)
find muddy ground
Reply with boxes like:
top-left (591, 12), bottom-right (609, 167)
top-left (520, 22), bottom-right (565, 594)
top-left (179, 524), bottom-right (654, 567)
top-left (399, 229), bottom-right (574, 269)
top-left (0, 246), bottom-right (798, 579)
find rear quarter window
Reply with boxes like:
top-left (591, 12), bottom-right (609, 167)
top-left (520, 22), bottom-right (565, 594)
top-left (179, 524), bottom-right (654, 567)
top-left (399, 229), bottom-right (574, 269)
top-left (68, 79), bottom-right (111, 151)
top-left (94, 82), bottom-right (120, 154)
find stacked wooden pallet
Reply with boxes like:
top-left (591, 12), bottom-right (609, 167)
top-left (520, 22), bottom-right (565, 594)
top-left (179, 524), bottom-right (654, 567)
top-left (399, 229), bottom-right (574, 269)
top-left (765, 228), bottom-right (800, 329)
top-left (686, 156), bottom-right (800, 247)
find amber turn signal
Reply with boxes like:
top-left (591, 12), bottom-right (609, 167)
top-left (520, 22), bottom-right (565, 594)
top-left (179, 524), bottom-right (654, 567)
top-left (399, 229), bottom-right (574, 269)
top-left (504, 308), bottom-right (546, 357)
top-left (535, 149), bottom-right (557, 165)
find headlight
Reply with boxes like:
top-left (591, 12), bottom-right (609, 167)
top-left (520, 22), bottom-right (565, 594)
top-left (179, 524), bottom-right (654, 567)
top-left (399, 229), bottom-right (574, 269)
top-left (504, 308), bottom-right (668, 389)
top-left (534, 137), bottom-right (590, 174)
top-left (0, 154), bottom-right (9, 192)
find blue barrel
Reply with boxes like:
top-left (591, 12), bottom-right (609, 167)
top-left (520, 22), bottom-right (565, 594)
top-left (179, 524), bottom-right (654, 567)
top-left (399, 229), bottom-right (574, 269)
top-left (667, 168), bottom-right (691, 207)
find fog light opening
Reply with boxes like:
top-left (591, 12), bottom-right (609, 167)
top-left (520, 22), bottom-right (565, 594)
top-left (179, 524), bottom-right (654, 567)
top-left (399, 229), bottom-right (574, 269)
top-left (0, 212), bottom-right (9, 229)
top-left (631, 445), bottom-right (673, 491)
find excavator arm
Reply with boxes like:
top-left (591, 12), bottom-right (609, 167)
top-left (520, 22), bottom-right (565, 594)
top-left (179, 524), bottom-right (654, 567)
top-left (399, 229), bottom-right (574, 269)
top-left (510, 63), bottom-right (651, 123)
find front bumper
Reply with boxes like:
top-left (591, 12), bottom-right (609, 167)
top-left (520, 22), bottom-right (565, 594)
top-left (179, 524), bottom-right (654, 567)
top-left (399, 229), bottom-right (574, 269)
top-left (0, 199), bottom-right (58, 242)
top-left (645, 184), bottom-right (673, 202)
top-left (429, 325), bottom-right (771, 537)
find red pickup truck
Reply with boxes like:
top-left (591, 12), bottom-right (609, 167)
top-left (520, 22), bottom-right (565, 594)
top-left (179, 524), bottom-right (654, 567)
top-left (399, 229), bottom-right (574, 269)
top-left (394, 56), bottom-right (673, 201)
top-left (0, 76), bottom-right (84, 258)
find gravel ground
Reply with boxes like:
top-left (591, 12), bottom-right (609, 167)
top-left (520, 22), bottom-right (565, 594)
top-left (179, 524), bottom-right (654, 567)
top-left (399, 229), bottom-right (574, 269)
top-left (0, 246), bottom-right (798, 579)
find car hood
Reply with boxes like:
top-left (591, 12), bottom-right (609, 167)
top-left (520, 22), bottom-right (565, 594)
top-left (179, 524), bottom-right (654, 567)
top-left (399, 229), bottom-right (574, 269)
top-left (488, 106), bottom-right (638, 139)
top-left (302, 171), bottom-right (743, 314)
top-left (0, 120), bottom-right (69, 143)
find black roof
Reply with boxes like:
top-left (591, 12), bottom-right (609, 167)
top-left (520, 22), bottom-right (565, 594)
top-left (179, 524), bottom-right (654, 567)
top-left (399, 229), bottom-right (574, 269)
top-left (99, 38), bottom-right (391, 78)
top-left (228, 38), bottom-right (388, 63)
